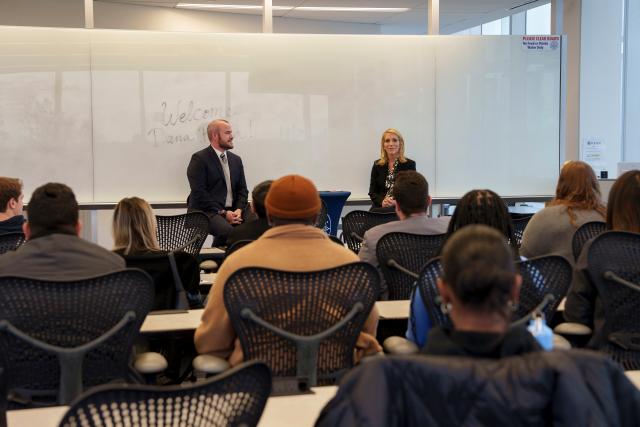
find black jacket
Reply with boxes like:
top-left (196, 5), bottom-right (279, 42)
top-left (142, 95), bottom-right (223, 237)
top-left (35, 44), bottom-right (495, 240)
top-left (226, 217), bottom-right (271, 248)
top-left (187, 146), bottom-right (248, 213)
top-left (316, 351), bottom-right (640, 427)
top-left (422, 325), bottom-right (542, 358)
top-left (0, 215), bottom-right (25, 234)
top-left (368, 159), bottom-right (416, 207)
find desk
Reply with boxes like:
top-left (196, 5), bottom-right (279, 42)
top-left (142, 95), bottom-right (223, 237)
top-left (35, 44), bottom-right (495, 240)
top-left (141, 309), bottom-right (204, 334)
top-left (6, 386), bottom-right (337, 427)
top-left (200, 247), bottom-right (225, 256)
top-left (376, 300), bottom-right (410, 320)
top-left (258, 386), bottom-right (336, 427)
top-left (200, 272), bottom-right (216, 287)
top-left (140, 301), bottom-right (410, 335)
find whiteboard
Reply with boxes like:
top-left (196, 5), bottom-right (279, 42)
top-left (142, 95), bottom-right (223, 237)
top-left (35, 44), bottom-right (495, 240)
top-left (0, 27), bottom-right (94, 202)
top-left (0, 27), bottom-right (560, 202)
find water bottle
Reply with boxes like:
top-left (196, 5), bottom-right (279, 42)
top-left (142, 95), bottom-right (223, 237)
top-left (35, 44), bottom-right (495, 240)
top-left (528, 314), bottom-right (554, 350)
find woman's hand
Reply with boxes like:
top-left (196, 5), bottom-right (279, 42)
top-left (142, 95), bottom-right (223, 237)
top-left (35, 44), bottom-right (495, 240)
top-left (381, 196), bottom-right (396, 208)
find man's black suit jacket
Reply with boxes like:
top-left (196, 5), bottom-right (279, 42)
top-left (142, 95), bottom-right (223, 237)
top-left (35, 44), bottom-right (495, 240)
top-left (187, 146), bottom-right (248, 214)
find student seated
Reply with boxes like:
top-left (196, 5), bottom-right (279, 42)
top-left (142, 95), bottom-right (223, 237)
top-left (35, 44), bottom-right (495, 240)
top-left (0, 176), bottom-right (25, 234)
top-left (195, 174), bottom-right (381, 366)
top-left (225, 180), bottom-right (273, 248)
top-left (112, 197), bottom-right (202, 310)
top-left (521, 160), bottom-right (606, 262)
top-left (564, 170), bottom-right (640, 347)
top-left (407, 189), bottom-right (519, 347)
top-left (0, 183), bottom-right (124, 279)
top-left (422, 225), bottom-right (541, 358)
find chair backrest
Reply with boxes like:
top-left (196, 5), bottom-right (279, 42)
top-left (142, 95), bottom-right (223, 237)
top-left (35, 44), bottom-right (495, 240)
top-left (223, 263), bottom-right (379, 387)
top-left (315, 351), bottom-right (637, 427)
top-left (58, 361), bottom-right (271, 427)
top-left (515, 255), bottom-right (572, 322)
top-left (0, 232), bottom-right (25, 255)
top-left (376, 232), bottom-right (446, 300)
top-left (123, 252), bottom-right (199, 310)
top-left (0, 270), bottom-right (154, 405)
top-left (572, 221), bottom-right (606, 261)
top-left (315, 199), bottom-right (329, 233)
top-left (417, 255), bottom-right (572, 327)
top-left (341, 210), bottom-right (398, 253)
top-left (511, 214), bottom-right (533, 248)
top-left (416, 257), bottom-right (451, 328)
top-left (155, 211), bottom-right (209, 256)
top-left (225, 239), bottom-right (255, 258)
top-left (586, 231), bottom-right (640, 369)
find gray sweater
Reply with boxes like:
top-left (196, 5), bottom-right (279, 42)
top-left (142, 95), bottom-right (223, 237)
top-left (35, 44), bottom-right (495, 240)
top-left (520, 205), bottom-right (605, 263)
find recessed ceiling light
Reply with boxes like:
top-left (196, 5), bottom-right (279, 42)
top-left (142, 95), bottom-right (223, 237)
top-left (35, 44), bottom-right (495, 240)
top-left (175, 4), bottom-right (409, 13)
top-left (176, 4), bottom-right (292, 10)
top-left (296, 7), bottom-right (409, 12)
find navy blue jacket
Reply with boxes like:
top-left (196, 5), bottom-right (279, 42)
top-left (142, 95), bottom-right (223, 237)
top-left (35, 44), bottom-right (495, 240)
top-left (187, 146), bottom-right (248, 214)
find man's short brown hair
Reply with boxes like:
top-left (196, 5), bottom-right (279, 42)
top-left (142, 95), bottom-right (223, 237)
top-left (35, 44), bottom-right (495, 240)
top-left (0, 177), bottom-right (23, 213)
top-left (393, 171), bottom-right (429, 216)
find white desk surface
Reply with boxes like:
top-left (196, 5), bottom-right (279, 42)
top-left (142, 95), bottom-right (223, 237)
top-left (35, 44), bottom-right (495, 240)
top-left (200, 272), bottom-right (216, 286)
top-left (200, 247), bottom-right (225, 255)
top-left (6, 386), bottom-right (337, 427)
top-left (626, 370), bottom-right (640, 390)
top-left (141, 308), bottom-right (204, 333)
top-left (258, 386), bottom-right (336, 427)
top-left (376, 300), bottom-right (410, 320)
top-left (139, 301), bottom-right (411, 334)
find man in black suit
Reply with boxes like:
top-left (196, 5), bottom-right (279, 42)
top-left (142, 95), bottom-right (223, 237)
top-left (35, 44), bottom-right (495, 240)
top-left (187, 119), bottom-right (249, 246)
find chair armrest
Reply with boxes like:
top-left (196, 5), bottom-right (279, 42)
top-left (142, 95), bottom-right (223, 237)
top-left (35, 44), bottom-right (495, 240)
top-left (383, 336), bottom-right (419, 355)
top-left (200, 260), bottom-right (218, 272)
top-left (192, 354), bottom-right (230, 375)
top-left (552, 333), bottom-right (572, 350)
top-left (134, 352), bottom-right (168, 374)
top-left (554, 322), bottom-right (593, 336)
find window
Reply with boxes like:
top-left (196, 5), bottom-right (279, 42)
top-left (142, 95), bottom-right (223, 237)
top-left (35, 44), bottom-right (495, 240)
top-left (526, 3), bottom-right (551, 35)
top-left (481, 17), bottom-right (510, 35)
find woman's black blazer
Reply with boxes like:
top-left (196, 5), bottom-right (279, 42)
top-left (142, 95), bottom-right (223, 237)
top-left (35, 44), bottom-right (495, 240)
top-left (368, 158), bottom-right (416, 207)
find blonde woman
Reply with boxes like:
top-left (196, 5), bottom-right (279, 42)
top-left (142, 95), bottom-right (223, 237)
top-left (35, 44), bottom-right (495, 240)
top-left (368, 128), bottom-right (416, 211)
top-left (113, 197), bottom-right (201, 309)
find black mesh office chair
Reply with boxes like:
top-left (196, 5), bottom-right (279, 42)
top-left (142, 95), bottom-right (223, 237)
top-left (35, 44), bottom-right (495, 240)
top-left (0, 232), bottom-right (25, 255)
top-left (416, 257), bottom-right (450, 328)
top-left (0, 270), bottom-right (154, 406)
top-left (418, 255), bottom-right (572, 328)
top-left (122, 251), bottom-right (201, 310)
top-left (155, 211), bottom-right (209, 257)
top-left (376, 232), bottom-right (446, 300)
top-left (572, 221), bottom-right (606, 261)
top-left (586, 231), bottom-right (640, 370)
top-left (341, 210), bottom-right (398, 253)
top-left (224, 263), bottom-right (379, 391)
top-left (225, 239), bottom-right (255, 259)
top-left (511, 214), bottom-right (533, 248)
top-left (315, 199), bottom-right (329, 232)
top-left (58, 361), bottom-right (271, 427)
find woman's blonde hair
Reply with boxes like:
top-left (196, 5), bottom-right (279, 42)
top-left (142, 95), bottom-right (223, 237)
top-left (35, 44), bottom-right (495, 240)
top-left (112, 197), bottom-right (160, 255)
top-left (376, 128), bottom-right (407, 166)
top-left (547, 160), bottom-right (606, 226)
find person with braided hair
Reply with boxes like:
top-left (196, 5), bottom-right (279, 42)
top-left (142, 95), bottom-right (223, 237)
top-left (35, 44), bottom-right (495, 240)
top-left (406, 189), bottom-right (519, 348)
top-left (442, 189), bottom-right (520, 258)
top-left (421, 224), bottom-right (540, 357)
